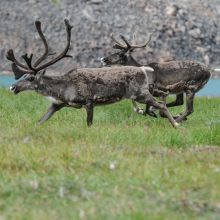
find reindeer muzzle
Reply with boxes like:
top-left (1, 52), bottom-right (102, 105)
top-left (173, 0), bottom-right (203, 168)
top-left (100, 57), bottom-right (108, 66)
top-left (10, 85), bottom-right (19, 94)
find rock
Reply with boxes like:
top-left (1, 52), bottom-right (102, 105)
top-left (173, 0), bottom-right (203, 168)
top-left (196, 46), bottom-right (206, 54)
top-left (203, 55), bottom-right (210, 66)
top-left (165, 29), bottom-right (173, 37)
top-left (82, 9), bottom-right (97, 22)
top-left (0, 0), bottom-right (220, 77)
top-left (215, 36), bottom-right (220, 44)
top-left (165, 5), bottom-right (178, 16)
top-left (188, 28), bottom-right (201, 38)
top-left (88, 0), bottom-right (103, 4)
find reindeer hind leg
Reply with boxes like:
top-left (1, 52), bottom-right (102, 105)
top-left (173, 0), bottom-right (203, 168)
top-left (175, 89), bottom-right (195, 123)
top-left (136, 92), bottom-right (178, 127)
top-left (84, 101), bottom-right (94, 127)
top-left (145, 104), bottom-right (158, 118)
top-left (132, 99), bottom-right (145, 116)
top-left (158, 93), bottom-right (187, 120)
top-left (131, 84), bottom-right (156, 117)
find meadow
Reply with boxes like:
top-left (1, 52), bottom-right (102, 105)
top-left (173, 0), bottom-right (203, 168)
top-left (0, 87), bottom-right (220, 220)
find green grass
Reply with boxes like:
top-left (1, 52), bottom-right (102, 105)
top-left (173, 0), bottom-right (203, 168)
top-left (51, 0), bottom-right (65, 6)
top-left (0, 87), bottom-right (220, 220)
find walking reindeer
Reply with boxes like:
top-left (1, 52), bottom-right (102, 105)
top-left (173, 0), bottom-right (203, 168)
top-left (7, 19), bottom-right (179, 127)
top-left (101, 33), bottom-right (220, 122)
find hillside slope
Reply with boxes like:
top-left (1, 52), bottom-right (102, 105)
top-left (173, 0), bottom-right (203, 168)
top-left (1, 0), bottom-right (220, 77)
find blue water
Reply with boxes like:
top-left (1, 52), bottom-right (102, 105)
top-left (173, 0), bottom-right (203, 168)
top-left (197, 79), bottom-right (220, 97)
top-left (0, 75), bottom-right (220, 96)
top-left (0, 75), bottom-right (17, 88)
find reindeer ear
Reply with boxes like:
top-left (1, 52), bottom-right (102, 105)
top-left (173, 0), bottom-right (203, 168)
top-left (36, 68), bottom-right (47, 81)
top-left (127, 48), bottom-right (134, 55)
top-left (12, 63), bottom-right (26, 80)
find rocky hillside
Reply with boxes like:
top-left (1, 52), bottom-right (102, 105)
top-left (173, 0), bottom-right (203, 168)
top-left (1, 0), bottom-right (220, 77)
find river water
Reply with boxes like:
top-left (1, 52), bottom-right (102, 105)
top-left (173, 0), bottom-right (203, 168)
top-left (0, 75), bottom-right (220, 96)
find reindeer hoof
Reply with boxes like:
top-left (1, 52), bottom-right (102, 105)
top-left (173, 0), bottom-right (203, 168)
top-left (151, 110), bottom-right (158, 118)
top-left (144, 110), bottom-right (158, 118)
top-left (150, 106), bottom-right (157, 112)
top-left (134, 108), bottom-right (145, 115)
top-left (174, 122), bottom-right (179, 127)
top-left (179, 113), bottom-right (187, 121)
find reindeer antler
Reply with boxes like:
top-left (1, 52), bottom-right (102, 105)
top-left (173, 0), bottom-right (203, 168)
top-left (110, 33), bottom-right (127, 49)
top-left (110, 32), bottom-right (152, 51)
top-left (6, 49), bottom-right (30, 71)
top-left (32, 19), bottom-right (73, 71)
top-left (6, 18), bottom-right (74, 79)
top-left (132, 33), bottom-right (136, 45)
top-left (33, 20), bottom-right (56, 67)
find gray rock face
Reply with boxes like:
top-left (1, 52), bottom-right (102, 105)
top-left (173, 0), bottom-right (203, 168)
top-left (1, 0), bottom-right (220, 78)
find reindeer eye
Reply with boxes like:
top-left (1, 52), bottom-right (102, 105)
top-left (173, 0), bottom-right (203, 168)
top-left (119, 53), bottom-right (125, 58)
top-left (28, 75), bottom-right (34, 82)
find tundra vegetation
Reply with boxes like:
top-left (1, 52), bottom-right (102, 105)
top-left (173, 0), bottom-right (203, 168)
top-left (2, 15), bottom-right (220, 220)
top-left (0, 87), bottom-right (220, 219)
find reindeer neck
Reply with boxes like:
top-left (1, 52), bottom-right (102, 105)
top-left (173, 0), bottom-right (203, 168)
top-left (126, 56), bottom-right (143, 67)
top-left (35, 75), bottom-right (68, 98)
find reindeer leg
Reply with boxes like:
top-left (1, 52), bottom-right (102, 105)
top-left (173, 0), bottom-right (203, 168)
top-left (159, 95), bottom-right (186, 120)
top-left (145, 104), bottom-right (158, 118)
top-left (132, 99), bottom-right (145, 115)
top-left (166, 93), bottom-right (184, 107)
top-left (175, 89), bottom-right (195, 123)
top-left (144, 84), bottom-right (157, 118)
top-left (132, 84), bottom-right (157, 117)
top-left (150, 89), bottom-right (170, 113)
top-left (84, 101), bottom-right (94, 127)
top-left (159, 95), bottom-right (167, 118)
top-left (149, 84), bottom-right (155, 95)
top-left (136, 92), bottom-right (178, 127)
top-left (132, 99), bottom-right (158, 117)
top-left (37, 103), bottom-right (63, 124)
top-left (165, 93), bottom-right (187, 120)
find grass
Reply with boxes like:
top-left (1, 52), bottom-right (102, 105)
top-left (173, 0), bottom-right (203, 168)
top-left (51, 0), bottom-right (65, 6)
top-left (0, 87), bottom-right (220, 219)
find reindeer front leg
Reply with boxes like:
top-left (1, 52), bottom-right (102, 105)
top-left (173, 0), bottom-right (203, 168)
top-left (37, 103), bottom-right (63, 124)
top-left (84, 101), bottom-right (94, 127)
top-left (159, 95), bottom-right (186, 120)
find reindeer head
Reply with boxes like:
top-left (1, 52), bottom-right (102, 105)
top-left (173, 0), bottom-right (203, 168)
top-left (7, 18), bottom-right (74, 94)
top-left (10, 69), bottom-right (47, 94)
top-left (101, 33), bottom-right (152, 66)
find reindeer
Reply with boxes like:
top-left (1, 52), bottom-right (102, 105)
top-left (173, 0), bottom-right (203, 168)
top-left (100, 33), bottom-right (220, 122)
top-left (7, 19), bottom-right (179, 127)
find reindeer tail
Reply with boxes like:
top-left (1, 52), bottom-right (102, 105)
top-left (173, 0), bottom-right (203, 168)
top-left (211, 68), bottom-right (220, 72)
top-left (141, 66), bottom-right (154, 72)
